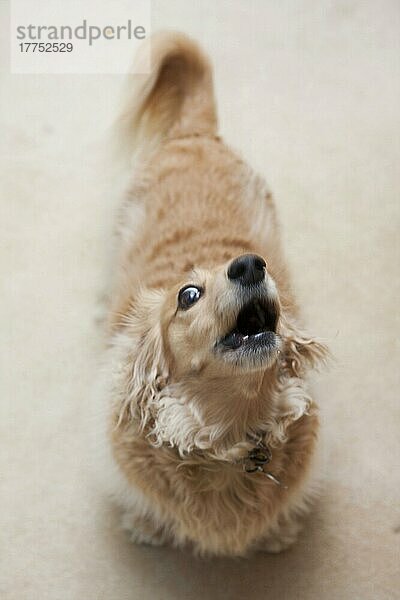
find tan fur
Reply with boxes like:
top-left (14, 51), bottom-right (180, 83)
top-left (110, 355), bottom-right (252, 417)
top-left (104, 32), bottom-right (328, 557)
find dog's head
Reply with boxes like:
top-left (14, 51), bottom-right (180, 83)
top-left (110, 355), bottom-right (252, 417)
top-left (124, 253), bottom-right (326, 389)
top-left (114, 252), bottom-right (327, 451)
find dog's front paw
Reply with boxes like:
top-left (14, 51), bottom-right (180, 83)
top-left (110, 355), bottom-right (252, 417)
top-left (121, 511), bottom-right (169, 547)
top-left (258, 518), bottom-right (302, 554)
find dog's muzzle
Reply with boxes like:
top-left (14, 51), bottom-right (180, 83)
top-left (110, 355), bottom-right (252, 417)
top-left (213, 254), bottom-right (280, 365)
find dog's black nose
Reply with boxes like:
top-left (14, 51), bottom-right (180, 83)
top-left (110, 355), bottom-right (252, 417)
top-left (227, 254), bottom-right (266, 286)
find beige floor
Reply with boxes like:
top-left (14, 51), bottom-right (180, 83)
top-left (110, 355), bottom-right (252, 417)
top-left (1, 1), bottom-right (399, 599)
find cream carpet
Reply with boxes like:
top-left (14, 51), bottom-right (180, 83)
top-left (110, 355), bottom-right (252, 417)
top-left (1, 1), bottom-right (399, 598)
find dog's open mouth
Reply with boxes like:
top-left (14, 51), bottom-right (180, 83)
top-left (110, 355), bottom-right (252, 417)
top-left (219, 298), bottom-right (279, 351)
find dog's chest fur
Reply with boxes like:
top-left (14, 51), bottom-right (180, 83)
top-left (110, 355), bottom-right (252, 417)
top-left (110, 411), bottom-right (318, 554)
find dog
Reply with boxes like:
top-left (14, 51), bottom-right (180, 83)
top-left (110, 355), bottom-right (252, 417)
top-left (102, 31), bottom-right (328, 557)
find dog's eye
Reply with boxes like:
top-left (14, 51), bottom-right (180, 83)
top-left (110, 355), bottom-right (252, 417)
top-left (178, 286), bottom-right (203, 310)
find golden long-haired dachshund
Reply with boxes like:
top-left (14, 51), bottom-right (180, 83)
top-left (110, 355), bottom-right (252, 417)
top-left (101, 31), bottom-right (328, 557)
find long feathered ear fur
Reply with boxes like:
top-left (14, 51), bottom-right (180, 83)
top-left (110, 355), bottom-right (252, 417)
top-left (258, 315), bottom-right (329, 449)
top-left (279, 314), bottom-right (329, 377)
top-left (116, 290), bottom-right (169, 430)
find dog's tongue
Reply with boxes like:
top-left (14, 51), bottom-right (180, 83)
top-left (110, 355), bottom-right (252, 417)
top-left (222, 331), bottom-right (247, 349)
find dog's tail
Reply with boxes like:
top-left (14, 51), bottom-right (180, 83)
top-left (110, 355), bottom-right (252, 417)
top-left (115, 31), bottom-right (218, 162)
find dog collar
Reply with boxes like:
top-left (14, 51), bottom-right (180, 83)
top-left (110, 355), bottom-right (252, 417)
top-left (242, 441), bottom-right (287, 488)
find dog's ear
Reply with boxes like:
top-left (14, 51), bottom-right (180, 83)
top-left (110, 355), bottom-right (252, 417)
top-left (279, 314), bottom-right (329, 377)
top-left (115, 31), bottom-right (218, 162)
top-left (117, 289), bottom-right (169, 429)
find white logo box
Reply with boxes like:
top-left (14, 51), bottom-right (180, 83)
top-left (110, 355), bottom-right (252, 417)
top-left (10, 0), bottom-right (151, 74)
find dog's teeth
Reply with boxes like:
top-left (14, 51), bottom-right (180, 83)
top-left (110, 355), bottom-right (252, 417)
top-left (222, 332), bottom-right (244, 349)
